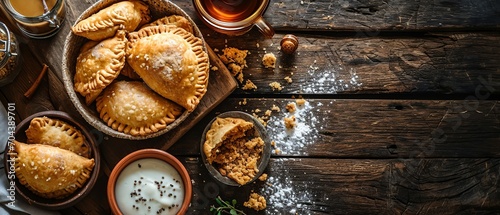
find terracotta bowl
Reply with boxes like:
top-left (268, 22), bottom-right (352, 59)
top-left (107, 149), bottom-right (192, 214)
top-left (61, 0), bottom-right (207, 140)
top-left (4, 110), bottom-right (100, 210)
top-left (200, 111), bottom-right (271, 186)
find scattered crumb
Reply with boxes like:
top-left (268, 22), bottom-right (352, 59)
top-left (236, 72), bottom-right (244, 83)
top-left (274, 148), bottom-right (281, 154)
top-left (286, 102), bottom-right (296, 113)
top-left (284, 115), bottom-right (296, 129)
top-left (262, 53), bottom-right (276, 68)
top-left (242, 80), bottom-right (257, 90)
top-left (264, 110), bottom-right (272, 117)
top-left (256, 43), bottom-right (260, 48)
top-left (238, 98), bottom-right (247, 106)
top-left (219, 47), bottom-right (248, 66)
top-left (258, 173), bottom-right (268, 181)
top-left (271, 140), bottom-right (276, 147)
top-left (284, 76), bottom-right (293, 83)
top-left (296, 98), bottom-right (306, 106)
top-left (227, 63), bottom-right (243, 76)
top-left (269, 82), bottom-right (282, 91)
top-left (210, 65), bottom-right (219, 71)
top-left (271, 105), bottom-right (280, 112)
top-left (214, 48), bottom-right (219, 52)
top-left (254, 109), bottom-right (262, 113)
top-left (244, 193), bottom-right (267, 211)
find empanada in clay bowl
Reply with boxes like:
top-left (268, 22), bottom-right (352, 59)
top-left (71, 0), bottom-right (150, 41)
top-left (11, 141), bottom-right (95, 199)
top-left (25, 116), bottom-right (90, 158)
top-left (127, 25), bottom-right (209, 112)
top-left (141, 15), bottom-right (193, 33)
top-left (74, 30), bottom-right (127, 105)
top-left (96, 81), bottom-right (184, 136)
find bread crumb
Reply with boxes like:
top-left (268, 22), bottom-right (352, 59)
top-left (271, 140), bottom-right (276, 147)
top-left (269, 82), bottom-right (282, 91)
top-left (242, 80), bottom-right (257, 90)
top-left (210, 65), bottom-right (219, 71)
top-left (271, 105), bottom-right (280, 112)
top-left (274, 148), bottom-right (281, 154)
top-left (296, 98), bottom-right (306, 106)
top-left (284, 76), bottom-right (293, 83)
top-left (254, 109), bottom-right (262, 113)
top-left (236, 72), bottom-right (244, 83)
top-left (238, 98), bottom-right (247, 106)
top-left (219, 47), bottom-right (248, 66)
top-left (262, 53), bottom-right (276, 68)
top-left (284, 115), bottom-right (296, 129)
top-left (258, 173), bottom-right (268, 181)
top-left (227, 63), bottom-right (242, 76)
top-left (244, 193), bottom-right (267, 211)
top-left (264, 110), bottom-right (272, 117)
top-left (286, 102), bottom-right (296, 113)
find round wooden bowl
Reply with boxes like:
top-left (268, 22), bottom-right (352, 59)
top-left (200, 111), bottom-right (272, 186)
top-left (107, 149), bottom-right (192, 214)
top-left (4, 110), bottom-right (100, 210)
top-left (61, 0), bottom-right (207, 140)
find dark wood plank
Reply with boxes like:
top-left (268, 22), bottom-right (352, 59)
top-left (169, 98), bottom-right (500, 158)
top-left (264, 0), bottom-right (500, 31)
top-left (203, 31), bottom-right (500, 96)
top-left (184, 157), bottom-right (500, 214)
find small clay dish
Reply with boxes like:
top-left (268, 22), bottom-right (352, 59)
top-left (200, 111), bottom-right (271, 186)
top-left (108, 149), bottom-right (192, 215)
top-left (4, 110), bottom-right (100, 210)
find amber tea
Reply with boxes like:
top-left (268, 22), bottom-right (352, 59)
top-left (200, 0), bottom-right (262, 22)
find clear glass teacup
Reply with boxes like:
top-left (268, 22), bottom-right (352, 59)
top-left (1, 0), bottom-right (66, 39)
top-left (193, 0), bottom-right (275, 38)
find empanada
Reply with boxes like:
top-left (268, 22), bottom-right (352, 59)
top-left (203, 117), bottom-right (254, 164)
top-left (71, 0), bottom-right (150, 41)
top-left (25, 117), bottom-right (90, 158)
top-left (120, 62), bottom-right (142, 80)
top-left (127, 25), bottom-right (209, 111)
top-left (141, 15), bottom-right (193, 33)
top-left (12, 141), bottom-right (95, 199)
top-left (74, 30), bottom-right (127, 105)
top-left (96, 81), bottom-right (184, 136)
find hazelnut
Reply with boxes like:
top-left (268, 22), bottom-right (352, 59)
top-left (280, 34), bottom-right (299, 54)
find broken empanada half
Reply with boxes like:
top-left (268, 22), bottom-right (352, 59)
top-left (12, 141), bottom-right (95, 199)
top-left (25, 116), bottom-right (90, 158)
top-left (203, 117), bottom-right (254, 164)
top-left (141, 15), bottom-right (193, 33)
top-left (127, 25), bottom-right (209, 111)
top-left (74, 30), bottom-right (127, 105)
top-left (71, 0), bottom-right (150, 41)
top-left (96, 81), bottom-right (184, 136)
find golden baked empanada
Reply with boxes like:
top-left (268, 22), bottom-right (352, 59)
top-left (25, 117), bottom-right (90, 158)
top-left (71, 0), bottom-right (150, 41)
top-left (12, 141), bottom-right (95, 199)
top-left (141, 15), bottom-right (193, 33)
top-left (120, 62), bottom-right (141, 80)
top-left (203, 117), bottom-right (254, 164)
top-left (127, 25), bottom-right (209, 111)
top-left (96, 81), bottom-right (184, 136)
top-left (74, 30), bottom-right (127, 105)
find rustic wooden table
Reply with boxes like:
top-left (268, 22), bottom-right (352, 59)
top-left (1, 0), bottom-right (500, 214)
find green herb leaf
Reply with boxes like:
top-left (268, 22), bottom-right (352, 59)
top-left (230, 209), bottom-right (238, 215)
top-left (232, 199), bottom-right (237, 206)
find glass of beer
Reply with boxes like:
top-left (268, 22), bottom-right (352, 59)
top-left (1, 0), bottom-right (66, 39)
top-left (193, 0), bottom-right (275, 38)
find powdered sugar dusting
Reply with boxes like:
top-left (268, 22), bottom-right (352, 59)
top-left (260, 159), bottom-right (314, 214)
top-left (301, 64), bottom-right (362, 93)
top-left (265, 100), bottom-right (324, 155)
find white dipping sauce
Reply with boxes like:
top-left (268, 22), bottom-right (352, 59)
top-left (115, 158), bottom-right (185, 215)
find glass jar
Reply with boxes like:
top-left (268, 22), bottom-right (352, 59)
top-left (0, 22), bottom-right (21, 87)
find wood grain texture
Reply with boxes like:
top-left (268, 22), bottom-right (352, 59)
top-left (203, 31), bottom-right (500, 95)
top-left (169, 98), bottom-right (500, 158)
